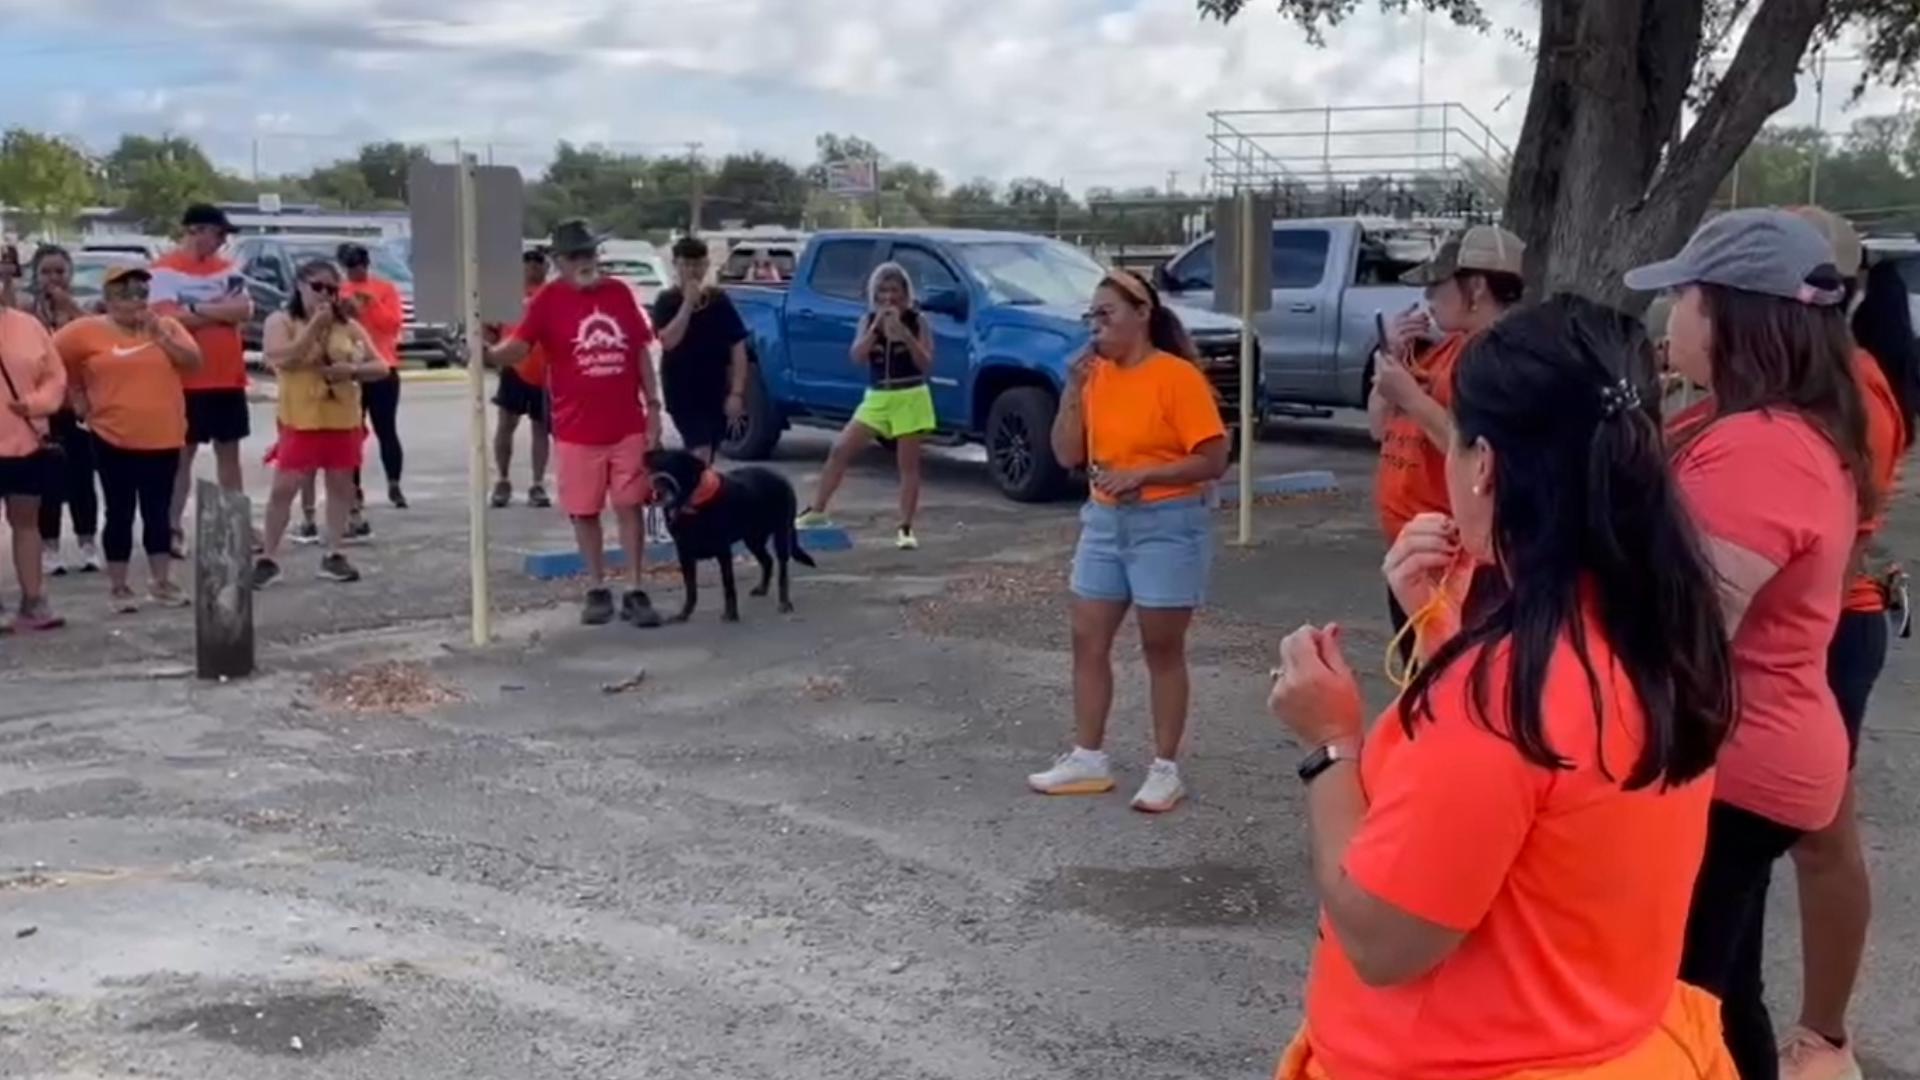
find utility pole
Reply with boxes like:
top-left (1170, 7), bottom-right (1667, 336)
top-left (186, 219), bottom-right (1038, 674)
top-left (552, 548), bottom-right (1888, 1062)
top-left (251, 138), bottom-right (261, 185)
top-left (1809, 50), bottom-right (1829, 205)
top-left (687, 141), bottom-right (705, 235)
top-left (1166, 170), bottom-right (1178, 197)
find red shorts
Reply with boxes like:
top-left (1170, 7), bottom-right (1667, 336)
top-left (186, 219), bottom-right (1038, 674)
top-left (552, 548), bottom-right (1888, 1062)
top-left (274, 428), bottom-right (364, 473)
top-left (555, 433), bottom-right (650, 517)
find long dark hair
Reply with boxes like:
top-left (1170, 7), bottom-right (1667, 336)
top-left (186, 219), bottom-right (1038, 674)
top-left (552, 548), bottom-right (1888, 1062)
top-left (1399, 295), bottom-right (1734, 790)
top-left (1100, 270), bottom-right (1198, 361)
top-left (286, 258), bottom-right (341, 322)
top-left (1853, 260), bottom-right (1918, 452)
top-left (1693, 283), bottom-right (1877, 521)
top-left (29, 244), bottom-right (70, 277)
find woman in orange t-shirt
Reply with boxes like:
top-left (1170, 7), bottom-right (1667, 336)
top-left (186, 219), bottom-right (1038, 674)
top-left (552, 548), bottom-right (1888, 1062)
top-left (1026, 270), bottom-right (1228, 814)
top-left (1267, 296), bottom-right (1737, 1080)
top-left (52, 266), bottom-right (201, 612)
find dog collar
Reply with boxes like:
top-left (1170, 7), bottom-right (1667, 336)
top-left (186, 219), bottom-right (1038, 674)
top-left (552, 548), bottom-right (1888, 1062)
top-left (675, 469), bottom-right (725, 517)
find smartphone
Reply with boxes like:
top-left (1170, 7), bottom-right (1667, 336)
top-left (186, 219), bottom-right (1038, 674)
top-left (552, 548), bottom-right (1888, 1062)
top-left (1374, 311), bottom-right (1389, 352)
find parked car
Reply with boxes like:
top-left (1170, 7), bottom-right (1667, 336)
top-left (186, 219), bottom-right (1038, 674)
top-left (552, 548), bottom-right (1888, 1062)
top-left (719, 241), bottom-right (804, 283)
top-left (230, 234), bottom-right (459, 366)
top-left (1864, 236), bottom-right (1920, 334)
top-left (723, 229), bottom-right (1258, 502)
top-left (1156, 217), bottom-right (1442, 412)
top-left (64, 251), bottom-right (146, 310)
top-left (600, 240), bottom-right (668, 307)
top-left (79, 234), bottom-right (170, 262)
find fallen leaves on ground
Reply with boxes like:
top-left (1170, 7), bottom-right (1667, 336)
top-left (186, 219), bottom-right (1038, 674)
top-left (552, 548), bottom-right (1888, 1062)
top-left (310, 662), bottom-right (461, 714)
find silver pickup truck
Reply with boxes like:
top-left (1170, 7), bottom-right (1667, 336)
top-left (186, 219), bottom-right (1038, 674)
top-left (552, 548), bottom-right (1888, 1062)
top-left (1154, 217), bottom-right (1442, 412)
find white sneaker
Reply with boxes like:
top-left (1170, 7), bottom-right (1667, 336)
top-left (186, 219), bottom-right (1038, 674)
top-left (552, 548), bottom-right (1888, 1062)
top-left (77, 540), bottom-right (101, 573)
top-left (1131, 760), bottom-right (1186, 814)
top-left (1027, 749), bottom-right (1116, 796)
top-left (43, 547), bottom-right (68, 578)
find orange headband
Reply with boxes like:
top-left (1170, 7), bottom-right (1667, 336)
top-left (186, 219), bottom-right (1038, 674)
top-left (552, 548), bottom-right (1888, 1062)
top-left (1103, 270), bottom-right (1153, 307)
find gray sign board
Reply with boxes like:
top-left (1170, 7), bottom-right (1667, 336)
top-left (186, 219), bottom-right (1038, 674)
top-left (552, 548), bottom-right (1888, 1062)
top-left (1212, 194), bottom-right (1275, 316)
top-left (408, 162), bottom-right (528, 326)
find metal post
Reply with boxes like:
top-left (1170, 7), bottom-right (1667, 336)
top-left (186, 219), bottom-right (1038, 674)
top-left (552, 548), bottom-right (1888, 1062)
top-left (1236, 189), bottom-right (1256, 547)
top-left (1809, 51), bottom-right (1829, 205)
top-left (456, 145), bottom-right (491, 646)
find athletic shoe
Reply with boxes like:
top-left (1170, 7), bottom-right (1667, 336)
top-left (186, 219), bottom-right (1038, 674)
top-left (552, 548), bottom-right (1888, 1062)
top-left (1131, 760), bottom-right (1187, 814)
top-left (621, 589), bottom-right (664, 629)
top-left (1779, 1027), bottom-right (1863, 1080)
top-left (346, 518), bottom-right (374, 544)
top-left (490, 481), bottom-right (513, 509)
top-left (109, 587), bottom-right (141, 614)
top-left (148, 582), bottom-right (191, 609)
top-left (581, 588), bottom-right (616, 626)
top-left (251, 558), bottom-right (283, 590)
top-left (1027, 749), bottom-right (1116, 796)
top-left (795, 508), bottom-right (831, 529)
top-left (895, 526), bottom-right (918, 551)
top-left (11, 597), bottom-right (64, 632)
top-left (318, 553), bottom-right (361, 583)
top-left (291, 520), bottom-right (322, 546)
top-left (389, 484), bottom-right (409, 510)
top-left (77, 540), bottom-right (101, 573)
top-left (44, 548), bottom-right (68, 578)
top-left (527, 485), bottom-right (552, 509)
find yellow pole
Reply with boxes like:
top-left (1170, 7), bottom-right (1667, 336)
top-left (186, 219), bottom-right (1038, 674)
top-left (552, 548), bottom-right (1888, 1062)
top-left (1235, 189), bottom-right (1256, 546)
top-left (458, 146), bottom-right (492, 645)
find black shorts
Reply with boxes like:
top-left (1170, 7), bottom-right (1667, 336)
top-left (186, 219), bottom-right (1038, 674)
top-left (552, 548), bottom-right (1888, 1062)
top-left (493, 368), bottom-right (548, 423)
top-left (669, 403), bottom-right (727, 453)
top-left (185, 388), bottom-right (252, 445)
top-left (0, 451), bottom-right (52, 498)
top-left (1828, 610), bottom-right (1889, 768)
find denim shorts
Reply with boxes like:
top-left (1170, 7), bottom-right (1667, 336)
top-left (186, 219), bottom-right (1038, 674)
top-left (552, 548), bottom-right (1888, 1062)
top-left (1070, 497), bottom-right (1213, 609)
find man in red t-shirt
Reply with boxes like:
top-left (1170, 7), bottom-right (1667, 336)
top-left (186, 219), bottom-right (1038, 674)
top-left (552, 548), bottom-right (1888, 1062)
top-left (487, 220), bottom-right (664, 628)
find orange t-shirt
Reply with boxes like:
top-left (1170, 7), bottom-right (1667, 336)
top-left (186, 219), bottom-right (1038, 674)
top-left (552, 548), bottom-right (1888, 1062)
top-left (1375, 332), bottom-right (1468, 543)
top-left (53, 315), bottom-right (194, 451)
top-left (150, 250), bottom-right (250, 392)
top-left (1304, 607), bottom-right (1715, 1080)
top-left (1847, 350), bottom-right (1908, 613)
top-left (511, 282), bottom-right (548, 385)
top-left (1082, 350), bottom-right (1226, 505)
top-left (341, 275), bottom-right (405, 369)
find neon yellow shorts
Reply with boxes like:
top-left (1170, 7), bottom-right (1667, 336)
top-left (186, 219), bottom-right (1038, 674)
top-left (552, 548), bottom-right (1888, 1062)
top-left (853, 384), bottom-right (936, 440)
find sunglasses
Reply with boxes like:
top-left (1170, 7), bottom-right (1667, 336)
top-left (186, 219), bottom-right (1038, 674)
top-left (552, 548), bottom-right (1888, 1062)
top-left (304, 279), bottom-right (340, 295)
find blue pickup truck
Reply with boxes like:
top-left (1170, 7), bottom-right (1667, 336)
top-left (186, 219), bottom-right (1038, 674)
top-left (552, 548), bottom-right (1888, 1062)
top-left (722, 229), bottom-right (1257, 501)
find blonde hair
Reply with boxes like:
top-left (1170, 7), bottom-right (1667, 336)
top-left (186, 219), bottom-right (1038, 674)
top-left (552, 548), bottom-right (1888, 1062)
top-left (866, 261), bottom-right (916, 308)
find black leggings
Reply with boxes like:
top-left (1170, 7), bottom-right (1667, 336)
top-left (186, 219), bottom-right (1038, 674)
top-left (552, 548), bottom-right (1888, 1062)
top-left (359, 373), bottom-right (403, 487)
top-left (1828, 610), bottom-right (1888, 767)
top-left (1680, 801), bottom-right (1804, 1080)
top-left (37, 410), bottom-right (98, 542)
top-left (93, 435), bottom-right (177, 564)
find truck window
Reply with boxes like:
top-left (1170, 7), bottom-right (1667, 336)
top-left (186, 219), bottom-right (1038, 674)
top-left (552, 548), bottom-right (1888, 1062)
top-left (807, 240), bottom-right (880, 301)
top-left (1169, 240), bottom-right (1214, 290)
top-left (892, 246), bottom-right (961, 298)
top-left (1271, 229), bottom-right (1330, 288)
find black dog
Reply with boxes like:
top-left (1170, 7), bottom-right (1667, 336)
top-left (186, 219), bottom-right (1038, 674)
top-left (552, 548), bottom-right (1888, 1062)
top-left (645, 449), bottom-right (816, 622)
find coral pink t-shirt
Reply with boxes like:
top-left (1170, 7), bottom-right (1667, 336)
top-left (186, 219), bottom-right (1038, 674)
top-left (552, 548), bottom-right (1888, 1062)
top-left (1675, 410), bottom-right (1855, 831)
top-left (512, 278), bottom-right (655, 446)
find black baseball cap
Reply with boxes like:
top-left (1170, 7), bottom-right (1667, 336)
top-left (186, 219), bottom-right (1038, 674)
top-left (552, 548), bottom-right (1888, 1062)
top-left (337, 242), bottom-right (371, 267)
top-left (181, 203), bottom-right (234, 233)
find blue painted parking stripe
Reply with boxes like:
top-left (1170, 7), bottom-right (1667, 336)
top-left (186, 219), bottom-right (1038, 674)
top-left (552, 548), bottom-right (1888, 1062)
top-left (522, 526), bottom-right (854, 580)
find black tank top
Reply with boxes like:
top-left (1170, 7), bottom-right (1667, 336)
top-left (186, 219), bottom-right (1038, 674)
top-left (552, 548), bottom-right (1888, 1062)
top-left (866, 308), bottom-right (925, 389)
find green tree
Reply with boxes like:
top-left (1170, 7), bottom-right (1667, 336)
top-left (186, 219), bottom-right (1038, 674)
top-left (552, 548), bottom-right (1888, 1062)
top-left (102, 134), bottom-right (223, 232)
top-left (1200, 0), bottom-right (1920, 307)
top-left (0, 129), bottom-right (95, 234)
top-left (353, 141), bottom-right (431, 204)
top-left (709, 152), bottom-right (808, 226)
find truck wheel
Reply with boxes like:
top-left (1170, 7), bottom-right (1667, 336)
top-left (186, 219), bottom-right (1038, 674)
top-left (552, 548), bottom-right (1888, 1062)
top-left (986, 387), bottom-right (1067, 503)
top-left (721, 367), bottom-right (782, 461)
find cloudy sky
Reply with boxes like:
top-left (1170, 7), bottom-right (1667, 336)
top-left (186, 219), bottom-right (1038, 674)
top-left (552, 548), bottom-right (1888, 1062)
top-left (0, 0), bottom-right (1902, 193)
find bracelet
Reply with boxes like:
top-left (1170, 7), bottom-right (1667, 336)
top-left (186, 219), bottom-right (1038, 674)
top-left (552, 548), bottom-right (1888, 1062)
top-left (1297, 737), bottom-right (1362, 785)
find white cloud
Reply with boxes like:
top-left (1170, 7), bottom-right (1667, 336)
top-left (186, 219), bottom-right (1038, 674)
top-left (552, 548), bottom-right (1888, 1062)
top-left (0, 0), bottom-right (1904, 194)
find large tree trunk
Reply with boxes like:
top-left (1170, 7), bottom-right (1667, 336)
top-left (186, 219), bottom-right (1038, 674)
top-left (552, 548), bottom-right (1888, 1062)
top-left (1506, 0), bottom-right (1827, 311)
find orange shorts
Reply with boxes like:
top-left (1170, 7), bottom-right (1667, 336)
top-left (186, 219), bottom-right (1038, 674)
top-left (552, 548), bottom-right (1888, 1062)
top-left (274, 428), bottom-right (364, 473)
top-left (554, 433), bottom-right (650, 518)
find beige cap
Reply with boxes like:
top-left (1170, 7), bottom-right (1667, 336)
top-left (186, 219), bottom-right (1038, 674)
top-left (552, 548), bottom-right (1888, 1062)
top-left (1402, 224), bottom-right (1527, 285)
top-left (101, 263), bottom-right (152, 287)
top-left (1786, 205), bottom-right (1863, 279)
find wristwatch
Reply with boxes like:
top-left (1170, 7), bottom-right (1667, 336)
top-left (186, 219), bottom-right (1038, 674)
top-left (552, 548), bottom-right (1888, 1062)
top-left (1297, 738), bottom-right (1360, 785)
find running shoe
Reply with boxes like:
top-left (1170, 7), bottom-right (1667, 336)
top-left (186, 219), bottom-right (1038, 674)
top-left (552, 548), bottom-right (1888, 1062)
top-left (346, 518), bottom-right (374, 544)
top-left (10, 597), bottom-right (64, 632)
top-left (389, 484), bottom-right (409, 510)
top-left (251, 558), bottom-right (283, 590)
top-left (527, 485), bottom-right (552, 509)
top-left (795, 508), bottom-right (832, 529)
top-left (77, 539), bottom-right (101, 573)
top-left (318, 553), bottom-right (361, 583)
top-left (621, 589), bottom-right (664, 629)
top-left (109, 587), bottom-right (141, 614)
top-left (1779, 1027), bottom-right (1863, 1080)
top-left (491, 480), bottom-right (513, 509)
top-left (581, 588), bottom-right (616, 626)
top-left (149, 582), bottom-right (191, 609)
top-left (895, 525), bottom-right (919, 551)
top-left (1027, 749), bottom-right (1116, 796)
top-left (291, 520), bottom-right (322, 546)
top-left (44, 547), bottom-right (68, 578)
top-left (1131, 760), bottom-right (1187, 814)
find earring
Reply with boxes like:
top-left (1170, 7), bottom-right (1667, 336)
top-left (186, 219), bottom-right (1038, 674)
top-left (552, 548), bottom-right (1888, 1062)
top-left (1472, 485), bottom-right (1483, 496)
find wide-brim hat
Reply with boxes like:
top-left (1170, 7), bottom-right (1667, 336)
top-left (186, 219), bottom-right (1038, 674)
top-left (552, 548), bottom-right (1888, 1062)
top-left (548, 219), bottom-right (609, 257)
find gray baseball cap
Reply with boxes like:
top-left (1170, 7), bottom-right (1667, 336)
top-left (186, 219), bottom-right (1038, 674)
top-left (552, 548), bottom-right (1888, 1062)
top-left (1623, 208), bottom-right (1845, 306)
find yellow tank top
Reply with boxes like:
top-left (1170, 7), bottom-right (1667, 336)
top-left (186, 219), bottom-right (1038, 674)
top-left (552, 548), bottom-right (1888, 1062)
top-left (277, 322), bottom-right (365, 431)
